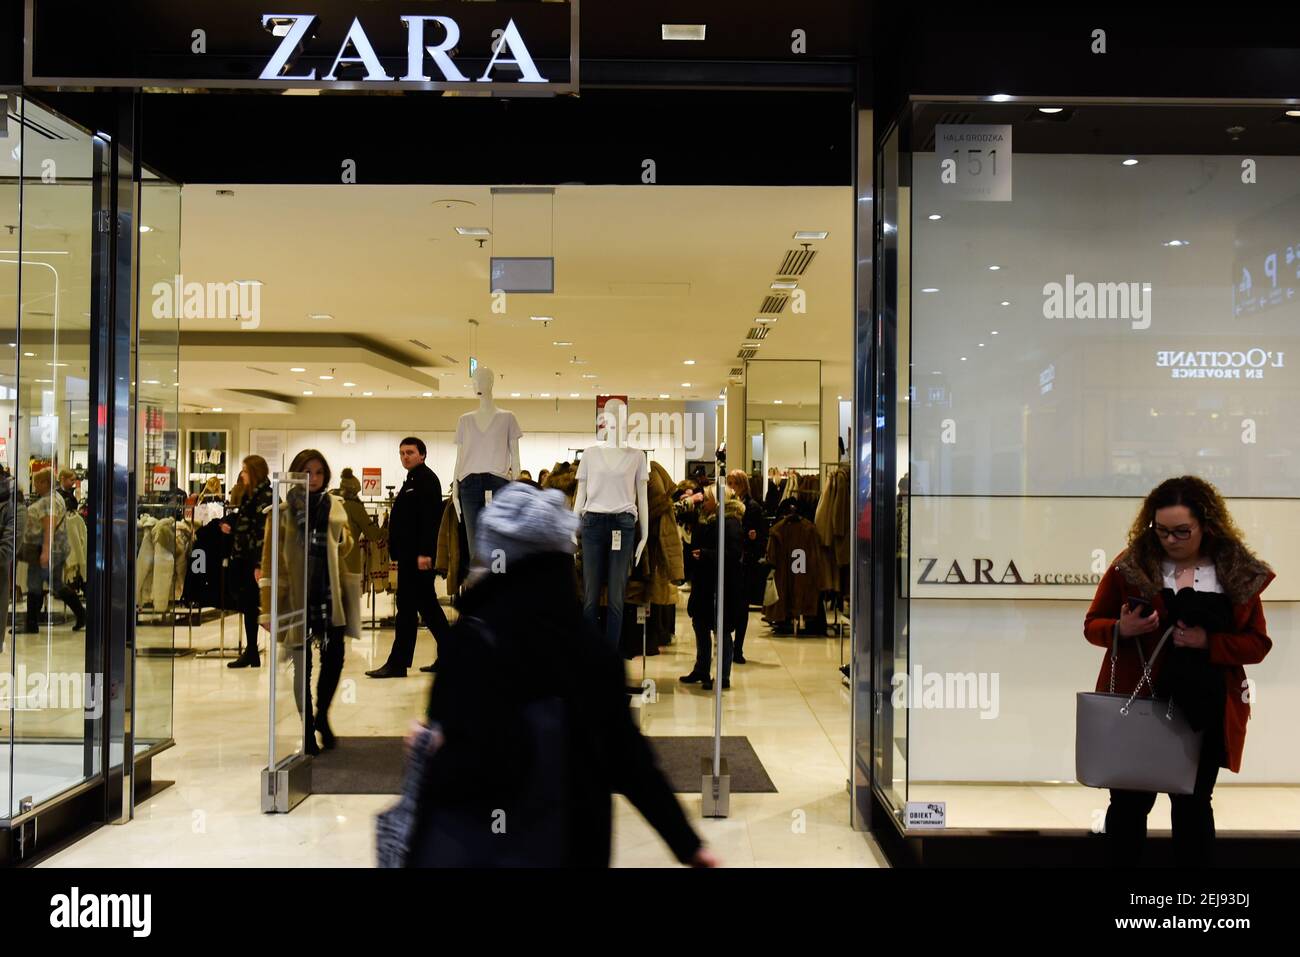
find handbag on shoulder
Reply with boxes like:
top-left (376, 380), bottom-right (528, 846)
top-left (1075, 622), bottom-right (1203, 795)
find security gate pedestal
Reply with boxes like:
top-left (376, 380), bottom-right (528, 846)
top-left (701, 756), bottom-right (730, 817)
top-left (262, 753), bottom-right (312, 814)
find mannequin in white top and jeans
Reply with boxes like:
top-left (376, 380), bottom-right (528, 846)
top-left (452, 367), bottom-right (522, 564)
top-left (574, 398), bottom-right (649, 648)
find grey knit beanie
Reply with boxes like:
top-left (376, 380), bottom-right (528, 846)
top-left (475, 481), bottom-right (578, 568)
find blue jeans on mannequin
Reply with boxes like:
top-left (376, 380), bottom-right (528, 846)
top-left (580, 511), bottom-right (637, 647)
top-left (459, 473), bottom-right (510, 562)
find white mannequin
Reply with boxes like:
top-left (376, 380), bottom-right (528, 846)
top-left (451, 366), bottom-right (522, 520)
top-left (573, 398), bottom-right (649, 564)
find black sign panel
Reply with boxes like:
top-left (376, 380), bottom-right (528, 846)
top-left (26, 0), bottom-right (577, 93)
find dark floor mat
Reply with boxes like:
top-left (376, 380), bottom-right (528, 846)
top-left (308, 735), bottom-right (778, 796)
top-left (645, 736), bottom-right (777, 793)
top-left (310, 736), bottom-right (405, 794)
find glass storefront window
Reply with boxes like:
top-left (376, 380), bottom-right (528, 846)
top-left (872, 102), bottom-right (1300, 833)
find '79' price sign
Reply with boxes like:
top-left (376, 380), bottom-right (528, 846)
top-left (936, 124), bottom-right (1012, 201)
top-left (362, 467), bottom-right (382, 497)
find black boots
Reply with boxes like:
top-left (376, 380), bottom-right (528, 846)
top-left (228, 646), bottom-right (261, 668)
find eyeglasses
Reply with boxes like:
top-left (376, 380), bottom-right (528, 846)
top-left (1150, 523), bottom-right (1195, 541)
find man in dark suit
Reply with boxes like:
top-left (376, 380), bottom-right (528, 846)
top-left (367, 437), bottom-right (451, 678)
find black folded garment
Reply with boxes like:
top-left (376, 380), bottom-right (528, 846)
top-left (1157, 587), bottom-right (1232, 732)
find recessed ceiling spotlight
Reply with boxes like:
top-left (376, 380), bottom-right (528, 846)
top-left (362, 391), bottom-right (373, 396)
top-left (988, 265), bottom-right (1001, 271)
top-left (302, 390), bottom-right (313, 395)
top-left (659, 393), bottom-right (670, 399)
top-left (569, 392), bottom-right (580, 398)
top-left (681, 382), bottom-right (692, 387)
top-left (1038, 107), bottom-right (1064, 114)
top-left (23, 352), bottom-right (35, 357)
top-left (211, 407), bottom-right (223, 412)
top-left (143, 379), bottom-right (160, 385)
top-left (581, 373), bottom-right (598, 379)
top-left (422, 391), bottom-right (433, 397)
top-left (774, 400), bottom-right (784, 405)
top-left (683, 359), bottom-right (696, 365)
top-left (921, 287), bottom-right (939, 293)
top-left (755, 316), bottom-right (779, 324)
top-left (991, 330), bottom-right (999, 335)
top-left (928, 214), bottom-right (942, 221)
top-left (1122, 158), bottom-right (1139, 166)
top-left (510, 392), bottom-right (521, 397)
top-left (530, 316), bottom-right (553, 322)
top-left (540, 392), bottom-right (551, 397)
top-left (978, 343), bottom-right (985, 347)
top-left (960, 356), bottom-right (968, 361)
top-left (319, 375), bottom-right (334, 380)
top-left (551, 340), bottom-right (573, 346)
top-left (662, 23), bottom-right (706, 40)
top-left (770, 280), bottom-right (798, 291)
top-left (990, 93), bottom-right (1012, 102)
top-left (1000, 301), bottom-right (1010, 306)
top-left (290, 367), bottom-right (306, 372)
top-left (139, 225), bottom-right (153, 233)
top-left (343, 381), bottom-right (355, 387)
top-left (309, 313), bottom-right (333, 320)
top-left (793, 230), bottom-right (829, 240)
top-left (47, 362), bottom-right (67, 367)
top-left (1162, 239), bottom-right (1190, 247)
top-left (1287, 110), bottom-right (1300, 118)
top-left (455, 226), bottom-right (491, 237)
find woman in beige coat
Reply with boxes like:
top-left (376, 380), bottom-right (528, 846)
top-left (260, 449), bottom-right (354, 753)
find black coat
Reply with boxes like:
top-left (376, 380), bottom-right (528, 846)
top-left (686, 512), bottom-right (744, 630)
top-left (739, 496), bottom-right (767, 564)
top-left (413, 553), bottom-right (701, 868)
top-left (388, 462), bottom-right (442, 562)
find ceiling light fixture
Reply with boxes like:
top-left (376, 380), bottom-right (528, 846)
top-left (683, 359), bottom-right (696, 365)
top-left (921, 287), bottom-right (939, 293)
top-left (581, 373), bottom-right (598, 379)
top-left (988, 265), bottom-right (1001, 271)
top-left (681, 382), bottom-right (691, 388)
top-left (212, 407), bottom-right (223, 412)
top-left (1038, 107), bottom-right (1064, 114)
top-left (1162, 239), bottom-right (1190, 247)
top-left (569, 392), bottom-right (580, 398)
top-left (658, 393), bottom-right (670, 399)
top-left (139, 225), bottom-right (153, 233)
top-left (793, 230), bottom-right (829, 240)
top-left (662, 24), bottom-right (706, 40)
top-left (928, 214), bottom-right (942, 221)
top-left (770, 280), bottom-right (798, 291)
top-left (551, 340), bottom-right (572, 347)
top-left (319, 375), bottom-right (334, 380)
top-left (530, 316), bottom-right (553, 322)
top-left (302, 390), bottom-right (313, 395)
top-left (990, 93), bottom-right (1012, 102)
top-left (234, 279), bottom-right (263, 286)
top-left (23, 352), bottom-right (35, 357)
top-left (1122, 158), bottom-right (1140, 166)
top-left (309, 313), bottom-right (333, 320)
top-left (510, 392), bottom-right (521, 397)
top-left (540, 392), bottom-right (551, 398)
top-left (290, 367), bottom-right (306, 372)
top-left (991, 330), bottom-right (999, 335)
top-left (774, 400), bottom-right (784, 405)
top-left (455, 227), bottom-right (491, 237)
top-left (1287, 110), bottom-right (1300, 118)
top-left (343, 381), bottom-right (355, 387)
top-left (362, 391), bottom-right (373, 396)
top-left (755, 316), bottom-right (779, 324)
top-left (422, 391), bottom-right (433, 397)
top-left (1000, 301), bottom-right (1010, 306)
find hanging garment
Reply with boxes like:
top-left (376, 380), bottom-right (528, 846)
top-left (150, 518), bottom-right (177, 611)
top-left (763, 513), bottom-right (826, 621)
top-left (135, 516), bottom-right (158, 607)
top-left (435, 498), bottom-right (467, 598)
top-left (814, 465), bottom-right (851, 568)
top-left (625, 461), bottom-right (684, 607)
top-left (63, 510), bottom-right (88, 585)
top-left (182, 517), bottom-right (238, 610)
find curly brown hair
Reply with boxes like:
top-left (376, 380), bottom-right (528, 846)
top-left (1126, 475), bottom-right (1248, 582)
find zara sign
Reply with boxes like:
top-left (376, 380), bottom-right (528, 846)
top-left (260, 14), bottom-right (548, 84)
top-left (25, 0), bottom-right (578, 93)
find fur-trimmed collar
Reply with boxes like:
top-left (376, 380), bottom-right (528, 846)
top-left (1114, 543), bottom-right (1274, 606)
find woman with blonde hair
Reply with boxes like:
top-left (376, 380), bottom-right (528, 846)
top-left (1084, 475), bottom-right (1274, 867)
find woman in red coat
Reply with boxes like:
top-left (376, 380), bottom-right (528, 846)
top-left (1084, 476), bottom-right (1273, 867)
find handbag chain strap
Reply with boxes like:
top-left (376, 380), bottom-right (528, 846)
top-left (1110, 621), bottom-right (1177, 717)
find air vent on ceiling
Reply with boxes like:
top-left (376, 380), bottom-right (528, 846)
top-left (746, 326), bottom-right (770, 340)
top-left (921, 111), bottom-right (975, 151)
top-left (777, 248), bottom-right (817, 278)
top-left (759, 295), bottom-right (788, 314)
top-left (728, 366), bottom-right (744, 378)
top-left (247, 366), bottom-right (279, 376)
top-left (737, 347), bottom-right (758, 360)
top-left (407, 338), bottom-right (432, 351)
top-left (440, 353), bottom-right (460, 364)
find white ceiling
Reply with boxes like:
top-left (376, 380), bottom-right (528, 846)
top-left (173, 184), bottom-right (854, 411)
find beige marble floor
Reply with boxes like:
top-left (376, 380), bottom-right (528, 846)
top-left (33, 597), bottom-right (884, 868)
